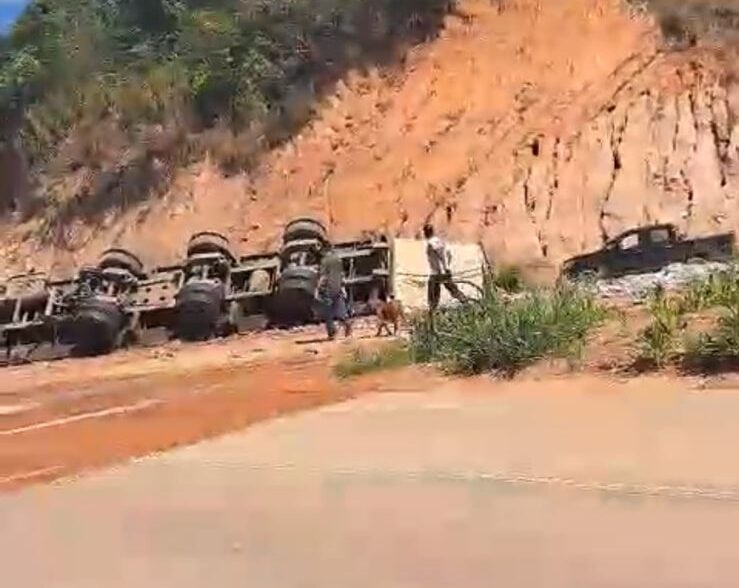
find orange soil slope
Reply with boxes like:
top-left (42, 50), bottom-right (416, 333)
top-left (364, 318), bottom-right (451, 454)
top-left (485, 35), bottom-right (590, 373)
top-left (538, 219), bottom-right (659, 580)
top-left (1, 0), bottom-right (738, 276)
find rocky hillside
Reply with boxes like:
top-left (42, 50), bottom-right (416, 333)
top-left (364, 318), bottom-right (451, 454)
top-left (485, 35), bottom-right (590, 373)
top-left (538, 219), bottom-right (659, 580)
top-left (1, 0), bottom-right (738, 278)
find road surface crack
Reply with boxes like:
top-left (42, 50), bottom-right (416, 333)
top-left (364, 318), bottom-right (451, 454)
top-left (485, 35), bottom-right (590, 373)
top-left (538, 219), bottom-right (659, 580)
top-left (239, 462), bottom-right (739, 504)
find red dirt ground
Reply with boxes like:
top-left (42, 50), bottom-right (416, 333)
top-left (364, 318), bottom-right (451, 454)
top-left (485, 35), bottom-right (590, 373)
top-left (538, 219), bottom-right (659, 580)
top-left (0, 326), bottom-right (443, 493)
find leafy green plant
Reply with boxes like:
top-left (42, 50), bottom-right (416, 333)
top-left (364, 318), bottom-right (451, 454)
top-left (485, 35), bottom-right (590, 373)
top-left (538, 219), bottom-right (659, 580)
top-left (492, 264), bottom-right (524, 294)
top-left (334, 341), bottom-right (413, 379)
top-left (683, 288), bottom-right (739, 368)
top-left (708, 305), bottom-right (739, 354)
top-left (638, 286), bottom-right (684, 368)
top-left (410, 282), bottom-right (605, 376)
top-left (680, 267), bottom-right (739, 313)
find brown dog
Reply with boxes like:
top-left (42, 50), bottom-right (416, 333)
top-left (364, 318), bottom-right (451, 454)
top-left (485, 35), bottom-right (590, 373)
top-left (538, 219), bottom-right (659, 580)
top-left (373, 297), bottom-right (404, 337)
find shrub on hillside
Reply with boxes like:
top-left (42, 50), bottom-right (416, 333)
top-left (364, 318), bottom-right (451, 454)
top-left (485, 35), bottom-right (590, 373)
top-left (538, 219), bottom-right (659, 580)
top-left (0, 0), bottom-right (457, 222)
top-left (0, 0), bottom-right (456, 166)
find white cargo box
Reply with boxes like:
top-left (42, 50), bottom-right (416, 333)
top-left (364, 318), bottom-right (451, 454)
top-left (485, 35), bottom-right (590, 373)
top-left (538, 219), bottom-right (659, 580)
top-left (391, 238), bottom-right (486, 311)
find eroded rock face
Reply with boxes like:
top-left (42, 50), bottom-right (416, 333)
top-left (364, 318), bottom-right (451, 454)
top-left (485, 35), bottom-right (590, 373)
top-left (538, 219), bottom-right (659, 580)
top-left (512, 70), bottom-right (739, 268)
top-left (1, 0), bottom-right (738, 279)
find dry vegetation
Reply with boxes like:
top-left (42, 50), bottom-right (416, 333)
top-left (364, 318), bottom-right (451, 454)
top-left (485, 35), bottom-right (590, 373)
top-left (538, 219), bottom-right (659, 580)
top-left (633, 0), bottom-right (739, 46)
top-left (0, 0), bottom-right (456, 232)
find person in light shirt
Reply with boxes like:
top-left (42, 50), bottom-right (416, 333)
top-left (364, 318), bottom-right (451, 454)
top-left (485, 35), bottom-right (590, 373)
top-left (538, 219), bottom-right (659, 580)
top-left (423, 223), bottom-right (468, 312)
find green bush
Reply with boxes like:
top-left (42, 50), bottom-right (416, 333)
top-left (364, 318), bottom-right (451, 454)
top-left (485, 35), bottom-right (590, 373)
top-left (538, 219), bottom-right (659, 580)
top-left (0, 0), bottom-right (456, 218)
top-left (680, 266), bottom-right (739, 313)
top-left (1, 0), bottom-right (455, 164)
top-left (410, 282), bottom-right (605, 376)
top-left (683, 287), bottom-right (739, 367)
top-left (638, 286), bottom-right (684, 367)
top-left (334, 341), bottom-right (413, 378)
top-left (492, 264), bottom-right (524, 293)
top-left (707, 305), bottom-right (739, 355)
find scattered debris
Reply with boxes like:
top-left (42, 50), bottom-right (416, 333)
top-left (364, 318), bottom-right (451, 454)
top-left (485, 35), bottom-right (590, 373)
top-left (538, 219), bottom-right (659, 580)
top-left (593, 261), bottom-right (732, 300)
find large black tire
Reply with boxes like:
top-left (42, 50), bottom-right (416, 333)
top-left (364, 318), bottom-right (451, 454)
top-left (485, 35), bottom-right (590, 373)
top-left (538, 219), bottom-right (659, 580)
top-left (71, 298), bottom-right (125, 356)
top-left (98, 248), bottom-right (145, 278)
top-left (277, 266), bottom-right (319, 294)
top-left (280, 238), bottom-right (323, 256)
top-left (270, 266), bottom-right (320, 326)
top-left (187, 231), bottom-right (236, 263)
top-left (283, 218), bottom-right (328, 244)
top-left (175, 280), bottom-right (226, 341)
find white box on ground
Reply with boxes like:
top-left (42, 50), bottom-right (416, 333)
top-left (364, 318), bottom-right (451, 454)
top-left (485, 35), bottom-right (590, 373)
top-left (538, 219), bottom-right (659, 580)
top-left (391, 238), bottom-right (486, 311)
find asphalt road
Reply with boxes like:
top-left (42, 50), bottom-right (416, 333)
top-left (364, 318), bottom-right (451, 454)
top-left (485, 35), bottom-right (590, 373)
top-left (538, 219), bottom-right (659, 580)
top-left (4, 375), bottom-right (739, 587)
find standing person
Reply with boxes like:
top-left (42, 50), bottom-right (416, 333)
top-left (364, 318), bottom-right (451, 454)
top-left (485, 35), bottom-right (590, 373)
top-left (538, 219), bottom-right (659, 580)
top-left (423, 223), bottom-right (468, 312)
top-left (317, 240), bottom-right (352, 340)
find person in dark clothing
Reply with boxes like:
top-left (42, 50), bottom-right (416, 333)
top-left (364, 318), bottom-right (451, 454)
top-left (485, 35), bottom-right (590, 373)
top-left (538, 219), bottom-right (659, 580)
top-left (423, 223), bottom-right (468, 311)
top-left (317, 241), bottom-right (352, 340)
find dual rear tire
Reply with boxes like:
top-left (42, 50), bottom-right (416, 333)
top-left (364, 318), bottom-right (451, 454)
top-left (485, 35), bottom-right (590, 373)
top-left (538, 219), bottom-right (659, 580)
top-left (70, 298), bottom-right (126, 356)
top-left (174, 281), bottom-right (227, 342)
top-left (282, 218), bottom-right (327, 244)
top-left (270, 266), bottom-right (320, 327)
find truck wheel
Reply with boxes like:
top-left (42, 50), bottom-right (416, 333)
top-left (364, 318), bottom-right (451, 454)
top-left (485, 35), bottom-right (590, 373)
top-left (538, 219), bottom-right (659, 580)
top-left (98, 248), bottom-right (145, 278)
top-left (270, 266), bottom-right (320, 326)
top-left (175, 281), bottom-right (226, 341)
top-left (187, 231), bottom-right (236, 262)
top-left (283, 218), bottom-right (328, 243)
top-left (72, 298), bottom-right (125, 356)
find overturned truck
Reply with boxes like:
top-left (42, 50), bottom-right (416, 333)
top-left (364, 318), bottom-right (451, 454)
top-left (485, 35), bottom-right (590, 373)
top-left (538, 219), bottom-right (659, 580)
top-left (0, 219), bottom-right (392, 364)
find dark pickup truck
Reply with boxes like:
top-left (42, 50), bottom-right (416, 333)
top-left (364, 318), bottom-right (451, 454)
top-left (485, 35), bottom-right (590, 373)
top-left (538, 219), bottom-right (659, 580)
top-left (561, 224), bottom-right (736, 280)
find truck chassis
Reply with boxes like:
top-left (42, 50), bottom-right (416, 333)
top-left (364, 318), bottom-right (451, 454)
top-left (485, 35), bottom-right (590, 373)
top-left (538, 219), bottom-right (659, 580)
top-left (0, 219), bottom-right (392, 365)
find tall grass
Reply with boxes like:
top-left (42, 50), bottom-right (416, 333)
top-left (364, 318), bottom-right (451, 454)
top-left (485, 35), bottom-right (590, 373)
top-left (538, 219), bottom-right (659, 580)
top-left (637, 266), bottom-right (739, 369)
top-left (680, 266), bottom-right (739, 313)
top-left (638, 286), bottom-right (684, 367)
top-left (683, 278), bottom-right (739, 367)
top-left (410, 282), bottom-right (605, 376)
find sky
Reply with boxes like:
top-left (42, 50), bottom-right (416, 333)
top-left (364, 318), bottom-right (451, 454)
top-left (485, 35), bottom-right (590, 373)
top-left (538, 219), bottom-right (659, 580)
top-left (0, 0), bottom-right (30, 34)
